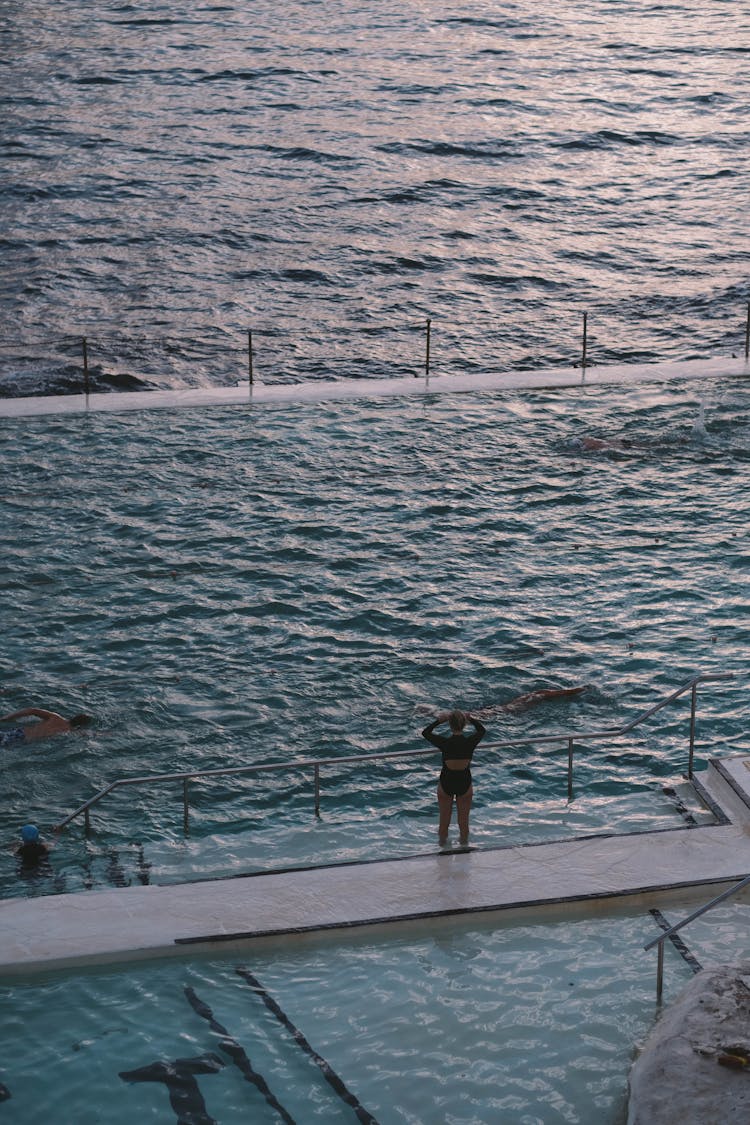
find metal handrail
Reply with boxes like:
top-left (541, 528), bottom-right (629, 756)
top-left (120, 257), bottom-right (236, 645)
top-left (645, 872), bottom-right (750, 1001)
top-left (54, 671), bottom-right (732, 835)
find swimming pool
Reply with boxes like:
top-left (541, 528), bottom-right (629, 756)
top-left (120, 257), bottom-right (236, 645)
top-left (1, 376), bottom-right (747, 897)
top-left (4, 887), bottom-right (749, 1125)
top-left (0, 903), bottom-right (711, 1124)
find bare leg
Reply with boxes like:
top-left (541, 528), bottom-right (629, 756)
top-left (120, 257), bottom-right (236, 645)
top-left (437, 783), bottom-right (453, 846)
top-left (456, 786), bottom-right (473, 846)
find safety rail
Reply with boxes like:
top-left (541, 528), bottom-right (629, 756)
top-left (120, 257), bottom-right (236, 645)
top-left (54, 672), bottom-right (732, 836)
top-left (645, 872), bottom-right (750, 1001)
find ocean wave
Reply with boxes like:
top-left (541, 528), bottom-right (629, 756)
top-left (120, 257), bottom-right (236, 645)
top-left (0, 362), bottom-right (152, 399)
top-left (556, 129), bottom-right (680, 151)
top-left (376, 139), bottom-right (521, 160)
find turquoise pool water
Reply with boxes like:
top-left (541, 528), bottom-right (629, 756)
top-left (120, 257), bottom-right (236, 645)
top-left (1, 376), bottom-right (747, 896)
top-left (0, 907), bottom-right (704, 1124)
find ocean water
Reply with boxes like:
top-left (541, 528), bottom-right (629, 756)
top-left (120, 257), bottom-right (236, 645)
top-left (1, 376), bottom-right (747, 894)
top-left (1, 0), bottom-right (749, 395)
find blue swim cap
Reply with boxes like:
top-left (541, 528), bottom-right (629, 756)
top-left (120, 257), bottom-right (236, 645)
top-left (21, 824), bottom-right (39, 843)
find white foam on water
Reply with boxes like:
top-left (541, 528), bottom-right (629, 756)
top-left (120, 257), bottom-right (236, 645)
top-left (1, 356), bottom-right (747, 418)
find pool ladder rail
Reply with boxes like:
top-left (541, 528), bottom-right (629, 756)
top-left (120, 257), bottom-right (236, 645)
top-left (54, 671), bottom-right (733, 837)
top-left (645, 871), bottom-right (750, 1001)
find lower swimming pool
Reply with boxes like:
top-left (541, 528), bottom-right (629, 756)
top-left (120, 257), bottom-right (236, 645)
top-left (0, 903), bottom-right (718, 1124)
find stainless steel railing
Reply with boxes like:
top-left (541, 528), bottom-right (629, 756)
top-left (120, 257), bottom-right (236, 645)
top-left (54, 671), bottom-right (733, 836)
top-left (645, 872), bottom-right (750, 1001)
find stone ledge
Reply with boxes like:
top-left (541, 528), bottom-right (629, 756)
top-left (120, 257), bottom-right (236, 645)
top-left (628, 961), bottom-right (750, 1124)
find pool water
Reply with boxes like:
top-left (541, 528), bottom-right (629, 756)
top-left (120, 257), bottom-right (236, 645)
top-left (656, 898), bottom-right (750, 971)
top-left (2, 765), bottom-right (714, 899)
top-left (0, 906), bottom-right (704, 1125)
top-left (1, 377), bottom-right (747, 897)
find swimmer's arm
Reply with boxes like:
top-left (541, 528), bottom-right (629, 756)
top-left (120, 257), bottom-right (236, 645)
top-left (0, 708), bottom-right (58, 723)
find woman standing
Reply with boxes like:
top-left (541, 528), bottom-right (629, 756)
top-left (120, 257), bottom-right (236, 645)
top-left (422, 710), bottom-right (486, 850)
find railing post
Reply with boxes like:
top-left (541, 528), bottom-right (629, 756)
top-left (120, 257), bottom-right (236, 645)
top-left (424, 317), bottom-right (431, 381)
top-left (656, 940), bottom-right (664, 1002)
top-left (314, 763), bottom-right (321, 818)
top-left (567, 738), bottom-right (574, 801)
top-left (247, 329), bottom-right (254, 394)
top-left (745, 300), bottom-right (749, 362)
top-left (688, 682), bottom-right (698, 779)
top-left (581, 312), bottom-right (588, 377)
top-left (84, 806), bottom-right (91, 835)
top-left (183, 778), bottom-right (190, 836)
top-left (82, 336), bottom-right (90, 397)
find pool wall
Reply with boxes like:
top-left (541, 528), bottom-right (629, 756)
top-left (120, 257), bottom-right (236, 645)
top-left (2, 756), bottom-right (749, 978)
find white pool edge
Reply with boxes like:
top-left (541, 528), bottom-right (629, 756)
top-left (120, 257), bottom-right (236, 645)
top-left (1, 355), bottom-right (748, 418)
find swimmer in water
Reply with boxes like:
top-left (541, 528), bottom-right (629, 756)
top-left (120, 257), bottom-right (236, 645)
top-left (14, 823), bottom-right (55, 882)
top-left (0, 707), bottom-right (91, 746)
top-left (579, 436), bottom-right (633, 451)
top-left (473, 685), bottom-right (587, 718)
top-left (572, 433), bottom-right (688, 454)
top-left (14, 824), bottom-right (51, 864)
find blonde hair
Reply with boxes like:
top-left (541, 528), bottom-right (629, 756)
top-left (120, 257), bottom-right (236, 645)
top-left (448, 709), bottom-right (466, 732)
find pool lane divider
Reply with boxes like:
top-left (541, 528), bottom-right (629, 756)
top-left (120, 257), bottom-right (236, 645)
top-left (185, 986), bottom-right (295, 1123)
top-left (235, 966), bottom-right (379, 1125)
top-left (119, 1053), bottom-right (225, 1122)
top-left (648, 908), bottom-right (703, 975)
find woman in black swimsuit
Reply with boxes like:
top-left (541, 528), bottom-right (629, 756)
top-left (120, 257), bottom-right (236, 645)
top-left (422, 710), bottom-right (486, 849)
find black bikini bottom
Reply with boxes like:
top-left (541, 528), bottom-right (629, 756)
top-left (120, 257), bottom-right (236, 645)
top-left (439, 766), bottom-right (472, 798)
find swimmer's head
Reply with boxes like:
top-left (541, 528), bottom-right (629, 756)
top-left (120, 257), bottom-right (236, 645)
top-left (69, 714), bottom-right (92, 729)
top-left (21, 824), bottom-right (39, 844)
top-left (448, 709), bottom-right (466, 733)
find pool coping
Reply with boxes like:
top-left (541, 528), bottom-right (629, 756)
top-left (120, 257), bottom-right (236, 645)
top-left (1, 756), bottom-right (749, 976)
top-left (1, 355), bottom-right (748, 418)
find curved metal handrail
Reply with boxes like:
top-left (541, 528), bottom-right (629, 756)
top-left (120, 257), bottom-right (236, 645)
top-left (54, 671), bottom-right (733, 834)
top-left (645, 871), bottom-right (750, 1000)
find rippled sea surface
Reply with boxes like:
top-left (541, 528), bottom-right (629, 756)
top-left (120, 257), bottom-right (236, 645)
top-left (1, 0), bottom-right (749, 394)
top-left (1, 376), bottom-right (747, 894)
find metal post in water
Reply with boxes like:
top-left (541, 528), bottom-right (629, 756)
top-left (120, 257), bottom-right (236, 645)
top-left (687, 682), bottom-right (698, 779)
top-left (567, 738), bottom-right (574, 801)
top-left (656, 940), bottom-right (665, 1002)
top-left (183, 778), bottom-right (190, 836)
top-left (82, 336), bottom-right (90, 397)
top-left (424, 317), bottom-right (431, 380)
top-left (247, 329), bottom-right (254, 393)
top-left (84, 806), bottom-right (91, 835)
top-left (745, 301), bottom-right (749, 362)
top-left (314, 763), bottom-right (321, 818)
top-left (581, 312), bottom-right (588, 377)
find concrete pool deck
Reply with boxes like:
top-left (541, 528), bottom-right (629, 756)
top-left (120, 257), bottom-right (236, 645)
top-left (1, 755), bottom-right (749, 976)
